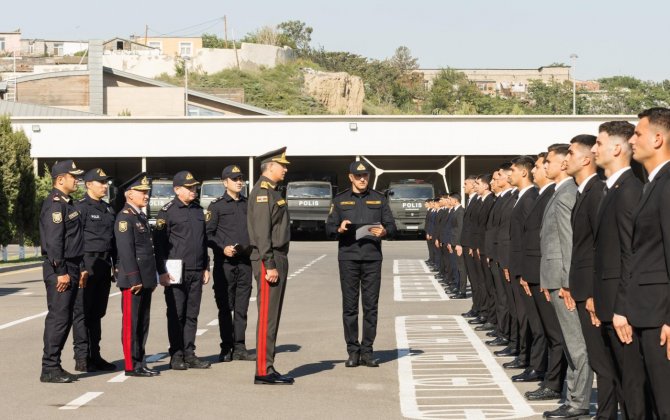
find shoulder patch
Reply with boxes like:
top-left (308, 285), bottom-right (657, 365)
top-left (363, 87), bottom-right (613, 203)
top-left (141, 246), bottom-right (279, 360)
top-left (260, 180), bottom-right (275, 190)
top-left (68, 211), bottom-right (80, 220)
top-left (334, 188), bottom-right (351, 197)
top-left (205, 211), bottom-right (212, 222)
top-left (155, 219), bottom-right (166, 230)
top-left (329, 204), bottom-right (334, 215)
top-left (366, 200), bottom-right (382, 205)
top-left (277, 199), bottom-right (286, 206)
top-left (256, 196), bottom-right (268, 203)
top-left (52, 196), bottom-right (61, 202)
top-left (52, 212), bottom-right (62, 224)
top-left (339, 201), bottom-right (356, 206)
top-left (162, 201), bottom-right (174, 211)
top-left (122, 209), bottom-right (131, 214)
top-left (118, 221), bottom-right (128, 232)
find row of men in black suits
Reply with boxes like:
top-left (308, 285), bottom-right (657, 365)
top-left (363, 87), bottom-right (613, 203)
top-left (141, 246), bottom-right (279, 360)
top-left (425, 108), bottom-right (670, 419)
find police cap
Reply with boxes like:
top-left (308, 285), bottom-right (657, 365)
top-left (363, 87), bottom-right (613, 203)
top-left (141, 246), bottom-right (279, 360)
top-left (258, 147), bottom-right (290, 165)
top-left (173, 170), bottom-right (200, 187)
top-left (51, 160), bottom-right (84, 178)
top-left (349, 160), bottom-right (372, 175)
top-left (222, 165), bottom-right (244, 180)
top-left (83, 168), bottom-right (111, 183)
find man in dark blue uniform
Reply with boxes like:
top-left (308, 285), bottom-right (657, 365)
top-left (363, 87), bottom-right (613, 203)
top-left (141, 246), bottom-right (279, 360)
top-left (326, 161), bottom-right (397, 368)
top-left (115, 175), bottom-right (159, 377)
top-left (39, 160), bottom-right (85, 383)
top-left (206, 165), bottom-right (255, 362)
top-left (154, 171), bottom-right (211, 370)
top-left (71, 168), bottom-right (117, 372)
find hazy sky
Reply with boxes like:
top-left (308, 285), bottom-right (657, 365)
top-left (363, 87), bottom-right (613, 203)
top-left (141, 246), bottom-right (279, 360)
top-left (5, 0), bottom-right (669, 81)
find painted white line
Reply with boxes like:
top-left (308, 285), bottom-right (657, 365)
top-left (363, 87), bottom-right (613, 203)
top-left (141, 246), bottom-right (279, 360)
top-left (196, 329), bottom-right (207, 336)
top-left (0, 310), bottom-right (48, 330)
top-left (108, 372), bottom-right (129, 383)
top-left (109, 291), bottom-right (121, 297)
top-left (0, 266), bottom-right (41, 276)
top-left (250, 297), bottom-right (256, 302)
top-left (59, 392), bottom-right (103, 410)
top-left (146, 352), bottom-right (168, 363)
top-left (207, 319), bottom-right (219, 326)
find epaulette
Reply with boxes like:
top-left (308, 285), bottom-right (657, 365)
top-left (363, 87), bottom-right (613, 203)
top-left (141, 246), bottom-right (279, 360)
top-left (162, 201), bottom-right (174, 211)
top-left (52, 195), bottom-right (61, 202)
top-left (370, 188), bottom-right (384, 196)
top-left (334, 188), bottom-right (351, 198)
top-left (122, 209), bottom-right (131, 214)
top-left (210, 196), bottom-right (224, 204)
top-left (260, 180), bottom-right (275, 190)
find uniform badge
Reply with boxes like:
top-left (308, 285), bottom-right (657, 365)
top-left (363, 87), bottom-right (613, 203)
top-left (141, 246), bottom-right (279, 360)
top-left (205, 211), bottom-right (212, 222)
top-left (118, 221), bottom-right (128, 232)
top-left (277, 199), bottom-right (286, 206)
top-left (140, 176), bottom-right (149, 186)
top-left (256, 196), bottom-right (268, 203)
top-left (68, 211), bottom-right (79, 220)
top-left (98, 169), bottom-right (107, 176)
top-left (340, 201), bottom-right (355, 206)
top-left (329, 204), bottom-right (334, 215)
top-left (357, 163), bottom-right (366, 171)
top-left (186, 173), bottom-right (194, 180)
top-left (155, 219), bottom-right (166, 230)
top-left (52, 212), bottom-right (63, 224)
top-left (232, 166), bottom-right (240, 173)
top-left (366, 200), bottom-right (382, 205)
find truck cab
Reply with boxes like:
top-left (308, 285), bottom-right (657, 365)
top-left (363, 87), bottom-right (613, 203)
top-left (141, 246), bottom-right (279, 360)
top-left (387, 179), bottom-right (434, 236)
top-left (286, 181), bottom-right (333, 234)
top-left (148, 178), bottom-right (175, 222)
top-left (199, 178), bottom-right (248, 212)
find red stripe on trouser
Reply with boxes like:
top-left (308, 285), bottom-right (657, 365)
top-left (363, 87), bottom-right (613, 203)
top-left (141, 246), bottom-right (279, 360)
top-left (257, 262), bottom-right (269, 376)
top-left (122, 289), bottom-right (133, 371)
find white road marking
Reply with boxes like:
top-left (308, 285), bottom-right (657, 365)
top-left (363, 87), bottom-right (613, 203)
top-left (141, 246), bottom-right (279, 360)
top-left (207, 319), bottom-right (219, 326)
top-left (0, 311), bottom-right (48, 330)
top-left (109, 291), bottom-right (121, 297)
top-left (0, 266), bottom-right (41, 276)
top-left (146, 352), bottom-right (168, 363)
top-left (393, 259), bottom-right (450, 301)
top-left (196, 329), bottom-right (207, 336)
top-left (355, 383), bottom-right (384, 391)
top-left (108, 373), bottom-right (129, 383)
top-left (395, 315), bottom-right (535, 420)
top-left (286, 254), bottom-right (327, 280)
top-left (59, 392), bottom-right (103, 410)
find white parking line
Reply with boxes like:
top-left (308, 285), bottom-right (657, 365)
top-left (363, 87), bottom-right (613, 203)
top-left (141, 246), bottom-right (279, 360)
top-left (0, 311), bottom-right (48, 330)
top-left (59, 392), bottom-right (103, 410)
top-left (207, 319), bottom-right (219, 326)
top-left (108, 372), bottom-right (129, 383)
top-left (196, 329), bottom-right (207, 336)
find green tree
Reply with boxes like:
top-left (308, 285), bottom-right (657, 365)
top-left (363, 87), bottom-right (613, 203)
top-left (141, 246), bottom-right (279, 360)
top-left (202, 33), bottom-right (226, 48)
top-left (277, 20), bottom-right (313, 51)
top-left (525, 80), bottom-right (576, 114)
top-left (390, 46), bottom-right (419, 73)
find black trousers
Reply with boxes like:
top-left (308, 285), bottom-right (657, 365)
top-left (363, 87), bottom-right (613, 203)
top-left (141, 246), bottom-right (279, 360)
top-left (72, 255), bottom-right (113, 360)
top-left (518, 280), bottom-right (547, 372)
top-left (529, 283), bottom-right (566, 392)
top-left (480, 256), bottom-right (498, 324)
top-left (427, 239), bottom-right (434, 263)
top-left (253, 253), bottom-right (289, 376)
top-left (629, 326), bottom-right (670, 419)
top-left (501, 267), bottom-right (519, 350)
top-left (165, 270), bottom-right (204, 357)
top-left (213, 259), bottom-right (253, 351)
top-left (490, 260), bottom-right (510, 338)
top-left (339, 259), bottom-right (383, 357)
top-left (576, 302), bottom-right (621, 420)
top-left (440, 245), bottom-right (451, 280)
top-left (464, 248), bottom-right (482, 311)
top-left (42, 260), bottom-right (79, 372)
top-left (121, 287), bottom-right (153, 371)
top-left (509, 273), bottom-right (526, 357)
top-left (454, 251), bottom-right (467, 294)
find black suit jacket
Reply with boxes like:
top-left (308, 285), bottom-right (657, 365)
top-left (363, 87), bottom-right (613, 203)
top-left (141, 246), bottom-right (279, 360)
top-left (484, 192), bottom-right (508, 260)
top-left (496, 190), bottom-right (518, 269)
top-left (521, 184), bottom-right (556, 284)
top-left (461, 196), bottom-right (481, 248)
top-left (509, 186), bottom-right (538, 277)
top-left (569, 175), bottom-right (604, 302)
top-left (449, 206), bottom-right (465, 245)
top-left (617, 162), bottom-right (670, 328)
top-left (593, 170), bottom-right (642, 322)
top-left (475, 194), bottom-right (495, 252)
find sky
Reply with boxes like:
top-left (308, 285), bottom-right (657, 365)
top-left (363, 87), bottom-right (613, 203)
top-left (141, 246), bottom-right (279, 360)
top-left (5, 0), bottom-right (669, 81)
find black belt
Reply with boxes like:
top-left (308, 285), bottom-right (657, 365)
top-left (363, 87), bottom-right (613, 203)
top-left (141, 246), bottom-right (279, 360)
top-left (85, 251), bottom-right (111, 260)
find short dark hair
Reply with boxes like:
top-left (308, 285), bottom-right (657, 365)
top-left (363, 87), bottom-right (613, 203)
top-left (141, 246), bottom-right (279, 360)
top-left (638, 107), bottom-right (670, 132)
top-left (547, 143), bottom-right (570, 156)
top-left (511, 155), bottom-right (535, 175)
top-left (570, 134), bottom-right (597, 149)
top-left (599, 120), bottom-right (635, 140)
top-left (465, 174), bottom-right (477, 181)
top-left (449, 192), bottom-right (461, 201)
top-left (499, 162), bottom-right (513, 171)
top-left (537, 151), bottom-right (547, 160)
top-left (477, 173), bottom-right (492, 189)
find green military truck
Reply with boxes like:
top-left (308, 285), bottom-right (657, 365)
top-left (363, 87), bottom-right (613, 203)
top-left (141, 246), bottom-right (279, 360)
top-left (199, 178), bottom-right (248, 212)
top-left (147, 177), bottom-right (175, 222)
top-left (286, 181), bottom-right (333, 234)
top-left (387, 179), bottom-right (435, 236)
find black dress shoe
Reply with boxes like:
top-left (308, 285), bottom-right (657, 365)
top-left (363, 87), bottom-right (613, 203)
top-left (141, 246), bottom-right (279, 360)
top-left (170, 355), bottom-right (188, 370)
top-left (461, 310), bottom-right (478, 318)
top-left (125, 368), bottom-right (153, 377)
top-left (232, 349), bottom-right (256, 361)
top-left (219, 348), bottom-right (233, 362)
top-left (494, 346), bottom-right (519, 357)
top-left (74, 358), bottom-right (89, 372)
top-left (40, 369), bottom-right (76, 383)
top-left (468, 317), bottom-right (486, 325)
top-left (345, 353), bottom-right (359, 368)
top-left (185, 355), bottom-right (211, 369)
top-left (485, 337), bottom-right (509, 346)
top-left (502, 358), bottom-right (528, 369)
top-left (486, 330), bottom-right (498, 337)
top-left (543, 404), bottom-right (589, 418)
top-left (451, 293), bottom-right (467, 299)
top-left (359, 355), bottom-right (380, 367)
top-left (525, 386), bottom-right (562, 401)
top-left (254, 372), bottom-right (295, 385)
top-left (90, 356), bottom-right (117, 371)
top-left (512, 369), bottom-right (544, 382)
top-left (141, 367), bottom-right (160, 376)
top-left (474, 322), bottom-right (496, 331)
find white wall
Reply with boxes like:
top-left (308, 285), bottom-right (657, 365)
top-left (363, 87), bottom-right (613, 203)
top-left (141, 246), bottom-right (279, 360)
top-left (63, 42), bottom-right (88, 56)
top-left (14, 115), bottom-right (636, 159)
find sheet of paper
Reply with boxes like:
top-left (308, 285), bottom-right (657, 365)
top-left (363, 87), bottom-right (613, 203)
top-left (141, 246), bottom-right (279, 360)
top-left (355, 224), bottom-right (382, 240)
top-left (166, 259), bottom-right (183, 284)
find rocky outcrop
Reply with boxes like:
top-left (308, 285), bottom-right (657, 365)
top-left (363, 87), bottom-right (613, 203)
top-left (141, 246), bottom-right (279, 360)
top-left (302, 68), bottom-right (364, 115)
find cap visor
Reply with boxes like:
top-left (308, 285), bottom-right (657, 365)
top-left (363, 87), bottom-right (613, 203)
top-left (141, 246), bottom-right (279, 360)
top-left (182, 181), bottom-right (200, 187)
top-left (131, 186), bottom-right (151, 191)
top-left (68, 169), bottom-right (85, 175)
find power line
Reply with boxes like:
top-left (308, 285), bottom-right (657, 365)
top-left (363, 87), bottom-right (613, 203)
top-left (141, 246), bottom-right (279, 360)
top-left (147, 17), bottom-right (224, 37)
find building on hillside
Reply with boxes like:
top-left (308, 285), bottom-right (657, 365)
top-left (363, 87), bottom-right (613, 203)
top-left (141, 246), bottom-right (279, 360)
top-left (130, 36), bottom-right (203, 57)
top-left (103, 38), bottom-right (159, 54)
top-left (20, 39), bottom-right (88, 57)
top-left (0, 30), bottom-right (21, 55)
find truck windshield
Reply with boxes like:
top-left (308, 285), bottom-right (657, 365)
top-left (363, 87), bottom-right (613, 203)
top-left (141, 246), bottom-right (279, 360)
top-left (287, 185), bottom-right (331, 199)
top-left (151, 183), bottom-right (175, 198)
top-left (389, 185), bottom-right (434, 200)
top-left (201, 183), bottom-right (225, 198)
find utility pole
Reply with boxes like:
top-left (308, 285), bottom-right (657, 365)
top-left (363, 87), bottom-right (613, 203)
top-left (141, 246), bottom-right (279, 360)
top-left (223, 16), bottom-right (229, 48)
top-left (570, 53), bottom-right (578, 115)
top-left (232, 29), bottom-right (240, 69)
top-left (144, 24), bottom-right (148, 45)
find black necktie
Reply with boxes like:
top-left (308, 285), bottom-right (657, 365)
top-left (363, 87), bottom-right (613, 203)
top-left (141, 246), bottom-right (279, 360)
top-left (603, 185), bottom-right (609, 196)
top-left (597, 186), bottom-right (608, 215)
top-left (643, 181), bottom-right (650, 195)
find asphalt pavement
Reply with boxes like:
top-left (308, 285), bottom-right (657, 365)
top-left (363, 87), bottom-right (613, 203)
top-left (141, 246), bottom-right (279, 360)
top-left (0, 241), bottom-right (570, 419)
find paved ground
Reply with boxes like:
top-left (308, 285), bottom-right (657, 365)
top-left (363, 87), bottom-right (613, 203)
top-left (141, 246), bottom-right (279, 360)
top-left (0, 241), bottom-right (573, 419)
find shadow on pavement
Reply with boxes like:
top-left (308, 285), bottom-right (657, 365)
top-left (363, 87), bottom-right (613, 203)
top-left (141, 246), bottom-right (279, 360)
top-left (0, 287), bottom-right (25, 296)
top-left (286, 360), bottom-right (339, 378)
top-left (376, 348), bottom-right (424, 364)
